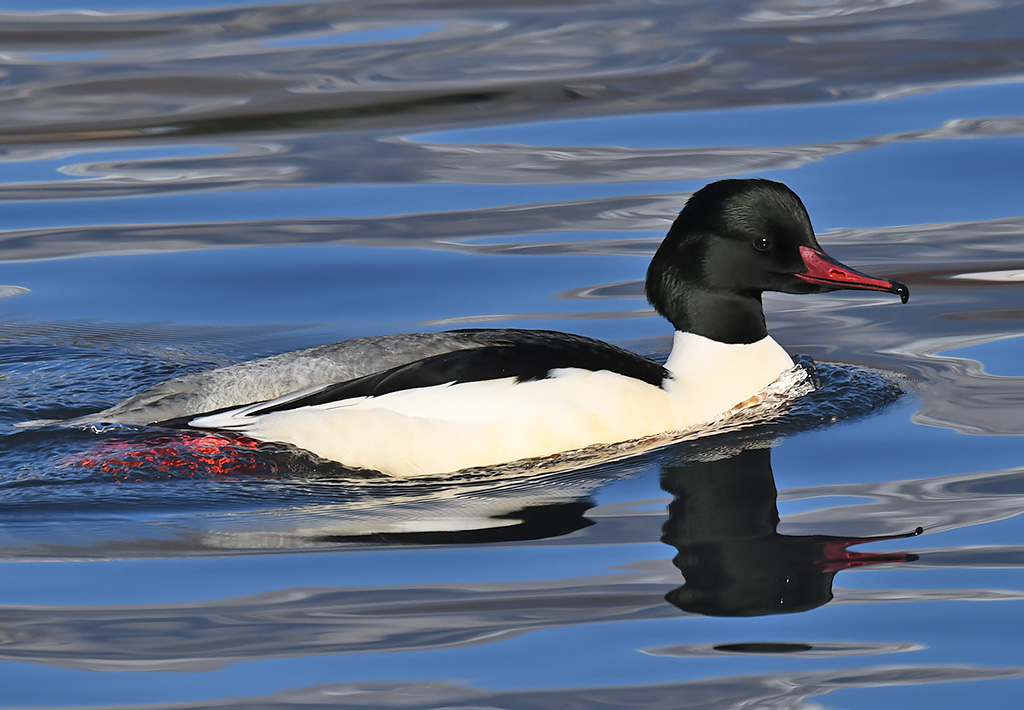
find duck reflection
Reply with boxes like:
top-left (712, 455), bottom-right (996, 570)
top-left (39, 420), bottom-right (921, 621)
top-left (0, 442), bottom-right (928, 673)
top-left (300, 442), bottom-right (920, 618)
top-left (312, 498), bottom-right (596, 545)
top-left (661, 446), bottom-right (920, 616)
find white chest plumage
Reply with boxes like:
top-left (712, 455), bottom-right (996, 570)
top-left (192, 331), bottom-right (795, 477)
top-left (662, 331), bottom-right (795, 425)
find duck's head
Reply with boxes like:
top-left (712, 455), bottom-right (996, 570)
top-left (646, 179), bottom-right (908, 343)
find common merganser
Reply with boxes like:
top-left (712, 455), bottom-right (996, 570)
top-left (85, 179), bottom-right (908, 476)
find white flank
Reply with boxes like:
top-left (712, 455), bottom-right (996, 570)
top-left (191, 331), bottom-right (795, 477)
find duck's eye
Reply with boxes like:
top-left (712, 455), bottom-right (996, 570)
top-left (753, 237), bottom-right (772, 252)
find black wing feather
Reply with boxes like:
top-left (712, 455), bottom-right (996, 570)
top-left (248, 331), bottom-right (668, 417)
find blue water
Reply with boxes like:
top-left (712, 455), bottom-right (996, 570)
top-left (2, 1), bottom-right (1024, 708)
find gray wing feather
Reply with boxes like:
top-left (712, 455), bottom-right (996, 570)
top-left (79, 331), bottom-right (511, 425)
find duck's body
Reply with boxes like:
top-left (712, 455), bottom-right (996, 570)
top-left (81, 179), bottom-right (908, 476)
top-left (184, 331), bottom-right (793, 476)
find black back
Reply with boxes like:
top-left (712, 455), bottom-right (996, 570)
top-left (246, 329), bottom-right (668, 417)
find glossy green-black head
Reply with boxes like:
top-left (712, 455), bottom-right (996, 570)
top-left (646, 179), bottom-right (908, 343)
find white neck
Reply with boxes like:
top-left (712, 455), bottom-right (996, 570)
top-left (663, 331), bottom-right (795, 424)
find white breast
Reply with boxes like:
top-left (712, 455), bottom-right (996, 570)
top-left (662, 331), bottom-right (795, 425)
top-left (192, 332), bottom-right (794, 477)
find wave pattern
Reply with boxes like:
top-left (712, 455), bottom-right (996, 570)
top-left (2, 1), bottom-right (1024, 708)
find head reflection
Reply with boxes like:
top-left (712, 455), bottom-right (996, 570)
top-left (661, 446), bottom-right (919, 617)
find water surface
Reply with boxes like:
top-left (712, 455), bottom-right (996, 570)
top-left (2, 1), bottom-right (1024, 708)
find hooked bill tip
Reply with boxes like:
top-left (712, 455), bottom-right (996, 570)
top-left (894, 282), bottom-right (910, 304)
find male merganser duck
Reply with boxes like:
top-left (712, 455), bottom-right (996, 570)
top-left (85, 179), bottom-right (908, 476)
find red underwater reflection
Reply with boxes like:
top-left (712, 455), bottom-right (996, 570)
top-left (73, 432), bottom-right (279, 482)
